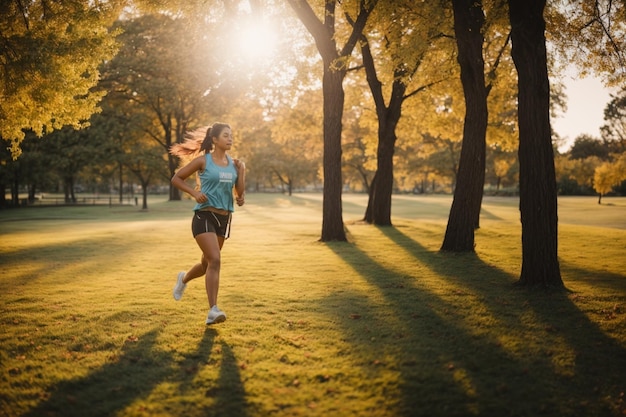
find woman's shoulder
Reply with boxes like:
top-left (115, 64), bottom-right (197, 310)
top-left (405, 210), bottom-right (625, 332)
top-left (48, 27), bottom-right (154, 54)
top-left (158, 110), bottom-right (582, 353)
top-left (192, 154), bottom-right (208, 170)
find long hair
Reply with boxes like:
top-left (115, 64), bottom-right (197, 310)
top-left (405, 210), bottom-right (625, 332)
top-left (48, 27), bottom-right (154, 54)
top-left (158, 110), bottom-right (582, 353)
top-left (169, 122), bottom-right (231, 158)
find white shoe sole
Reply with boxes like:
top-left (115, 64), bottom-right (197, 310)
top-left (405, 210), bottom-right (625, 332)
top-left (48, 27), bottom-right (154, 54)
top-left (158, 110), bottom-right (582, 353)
top-left (173, 272), bottom-right (186, 301)
top-left (206, 314), bottom-right (226, 325)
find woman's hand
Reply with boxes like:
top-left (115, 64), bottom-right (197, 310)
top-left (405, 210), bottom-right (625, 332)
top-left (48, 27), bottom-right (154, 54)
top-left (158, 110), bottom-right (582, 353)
top-left (233, 158), bottom-right (246, 206)
top-left (193, 190), bottom-right (208, 204)
top-left (233, 159), bottom-right (246, 173)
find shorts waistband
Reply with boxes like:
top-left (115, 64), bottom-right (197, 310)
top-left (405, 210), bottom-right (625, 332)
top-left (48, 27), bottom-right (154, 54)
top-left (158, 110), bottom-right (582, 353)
top-left (197, 206), bottom-right (230, 216)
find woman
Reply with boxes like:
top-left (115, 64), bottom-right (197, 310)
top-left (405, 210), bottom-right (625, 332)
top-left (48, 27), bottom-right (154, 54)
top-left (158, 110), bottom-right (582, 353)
top-left (170, 122), bottom-right (246, 325)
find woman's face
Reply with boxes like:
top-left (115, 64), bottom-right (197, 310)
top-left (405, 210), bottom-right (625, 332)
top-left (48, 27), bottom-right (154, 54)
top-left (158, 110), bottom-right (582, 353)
top-left (213, 127), bottom-right (233, 150)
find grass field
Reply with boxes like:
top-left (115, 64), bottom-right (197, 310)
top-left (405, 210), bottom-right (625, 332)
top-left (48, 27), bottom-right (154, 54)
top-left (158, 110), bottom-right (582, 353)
top-left (0, 194), bottom-right (625, 417)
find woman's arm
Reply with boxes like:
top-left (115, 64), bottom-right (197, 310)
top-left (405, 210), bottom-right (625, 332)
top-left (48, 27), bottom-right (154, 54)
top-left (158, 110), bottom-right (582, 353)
top-left (233, 159), bottom-right (246, 206)
top-left (171, 156), bottom-right (208, 204)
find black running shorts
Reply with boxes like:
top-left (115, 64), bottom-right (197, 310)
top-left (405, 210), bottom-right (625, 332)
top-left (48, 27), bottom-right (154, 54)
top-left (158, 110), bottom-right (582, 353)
top-left (191, 210), bottom-right (231, 238)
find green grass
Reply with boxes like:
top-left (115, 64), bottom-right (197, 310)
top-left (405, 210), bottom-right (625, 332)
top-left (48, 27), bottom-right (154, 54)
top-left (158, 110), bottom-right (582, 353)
top-left (0, 194), bottom-right (625, 417)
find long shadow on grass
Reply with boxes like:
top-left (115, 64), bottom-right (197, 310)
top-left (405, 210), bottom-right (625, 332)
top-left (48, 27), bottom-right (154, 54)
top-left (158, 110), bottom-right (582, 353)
top-left (326, 240), bottom-right (558, 416)
top-left (559, 260), bottom-right (626, 294)
top-left (212, 342), bottom-right (249, 416)
top-left (323, 225), bottom-right (625, 416)
top-left (190, 329), bottom-right (250, 417)
top-left (22, 328), bottom-right (249, 417)
top-left (23, 329), bottom-right (171, 417)
top-left (379, 225), bottom-right (625, 416)
top-left (0, 233), bottom-right (150, 286)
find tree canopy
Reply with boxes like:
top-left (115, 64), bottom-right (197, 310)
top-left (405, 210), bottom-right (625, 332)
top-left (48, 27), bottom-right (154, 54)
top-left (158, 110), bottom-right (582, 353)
top-left (0, 0), bottom-right (123, 159)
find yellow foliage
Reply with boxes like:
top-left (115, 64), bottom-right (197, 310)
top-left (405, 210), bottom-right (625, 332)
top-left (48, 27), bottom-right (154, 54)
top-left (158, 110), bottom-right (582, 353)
top-left (594, 162), bottom-right (620, 195)
top-left (0, 1), bottom-right (122, 159)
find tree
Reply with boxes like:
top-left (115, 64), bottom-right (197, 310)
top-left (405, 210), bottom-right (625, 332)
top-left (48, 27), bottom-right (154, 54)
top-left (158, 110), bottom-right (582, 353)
top-left (593, 152), bottom-right (626, 203)
top-left (601, 88), bottom-right (626, 153)
top-left (41, 126), bottom-right (110, 203)
top-left (593, 162), bottom-right (617, 204)
top-left (342, 97), bottom-right (377, 193)
top-left (509, 0), bottom-right (563, 287)
top-left (269, 91), bottom-right (323, 195)
top-left (441, 0), bottom-right (489, 252)
top-left (0, 0), bottom-right (122, 159)
top-left (1, 132), bottom-right (59, 205)
top-left (100, 14), bottom-right (233, 201)
top-left (421, 133), bottom-right (463, 190)
top-left (396, 127), bottom-right (453, 194)
top-left (286, 0), bottom-right (377, 241)
top-left (0, 145), bottom-right (10, 207)
top-left (0, 132), bottom-right (53, 206)
top-left (569, 134), bottom-right (610, 160)
top-left (554, 153), bottom-right (599, 195)
top-left (548, 0), bottom-right (626, 87)
top-left (487, 145), bottom-right (517, 193)
top-left (358, 1), bottom-right (450, 225)
top-left (123, 138), bottom-right (169, 210)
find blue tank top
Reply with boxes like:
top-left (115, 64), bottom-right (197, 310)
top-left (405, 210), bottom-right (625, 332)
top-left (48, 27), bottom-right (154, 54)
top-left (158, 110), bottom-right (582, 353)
top-left (193, 154), bottom-right (238, 212)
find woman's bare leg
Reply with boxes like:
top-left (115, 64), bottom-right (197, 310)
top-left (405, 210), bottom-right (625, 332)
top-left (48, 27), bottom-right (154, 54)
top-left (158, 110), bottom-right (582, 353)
top-left (182, 258), bottom-right (208, 284)
top-left (194, 232), bottom-right (225, 307)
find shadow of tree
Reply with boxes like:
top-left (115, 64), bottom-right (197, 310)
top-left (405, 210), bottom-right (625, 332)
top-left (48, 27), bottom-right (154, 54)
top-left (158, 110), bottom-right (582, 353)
top-left (23, 328), bottom-right (249, 417)
top-left (559, 260), bottom-right (626, 294)
top-left (23, 329), bottom-right (171, 417)
top-left (321, 224), bottom-right (625, 416)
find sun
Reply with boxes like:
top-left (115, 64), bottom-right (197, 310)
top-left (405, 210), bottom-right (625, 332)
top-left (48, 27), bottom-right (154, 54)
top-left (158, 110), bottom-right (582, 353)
top-left (235, 20), bottom-right (278, 63)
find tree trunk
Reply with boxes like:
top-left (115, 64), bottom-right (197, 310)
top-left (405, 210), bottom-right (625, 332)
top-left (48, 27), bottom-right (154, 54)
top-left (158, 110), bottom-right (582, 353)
top-left (64, 177), bottom-right (76, 203)
top-left (164, 115), bottom-right (181, 202)
top-left (11, 175), bottom-right (18, 206)
top-left (509, 0), bottom-right (562, 287)
top-left (361, 37), bottom-right (405, 226)
top-left (321, 67), bottom-right (347, 240)
top-left (364, 174), bottom-right (375, 221)
top-left (28, 184), bottom-right (37, 203)
top-left (441, 0), bottom-right (488, 252)
top-left (364, 124), bottom-right (398, 225)
top-left (142, 181), bottom-right (149, 210)
top-left (0, 179), bottom-right (7, 207)
top-left (118, 163), bottom-right (124, 203)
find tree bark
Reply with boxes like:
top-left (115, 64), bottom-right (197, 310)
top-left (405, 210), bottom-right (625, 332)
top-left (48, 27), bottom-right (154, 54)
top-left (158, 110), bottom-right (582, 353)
top-left (363, 113), bottom-right (401, 226)
top-left (508, 0), bottom-right (563, 287)
top-left (441, 0), bottom-right (488, 252)
top-left (141, 180), bottom-right (149, 210)
top-left (118, 163), bottom-right (124, 204)
top-left (361, 40), bottom-right (406, 226)
top-left (321, 67), bottom-right (347, 239)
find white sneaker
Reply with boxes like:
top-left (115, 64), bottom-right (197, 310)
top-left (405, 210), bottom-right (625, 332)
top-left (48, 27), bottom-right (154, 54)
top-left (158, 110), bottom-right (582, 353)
top-left (206, 305), bottom-right (226, 325)
top-left (173, 271), bottom-right (186, 301)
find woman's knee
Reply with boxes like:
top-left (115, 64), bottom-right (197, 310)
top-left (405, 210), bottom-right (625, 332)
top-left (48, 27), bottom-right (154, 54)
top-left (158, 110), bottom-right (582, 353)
top-left (204, 253), bottom-right (221, 270)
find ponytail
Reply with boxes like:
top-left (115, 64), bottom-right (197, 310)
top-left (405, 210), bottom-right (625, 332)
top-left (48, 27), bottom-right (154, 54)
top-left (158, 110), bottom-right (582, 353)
top-left (169, 122), bottom-right (231, 158)
top-left (200, 127), bottom-right (215, 154)
top-left (169, 127), bottom-right (206, 158)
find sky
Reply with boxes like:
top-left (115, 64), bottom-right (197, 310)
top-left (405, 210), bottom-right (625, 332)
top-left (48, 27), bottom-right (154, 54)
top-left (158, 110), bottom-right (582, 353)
top-left (551, 72), bottom-right (614, 152)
